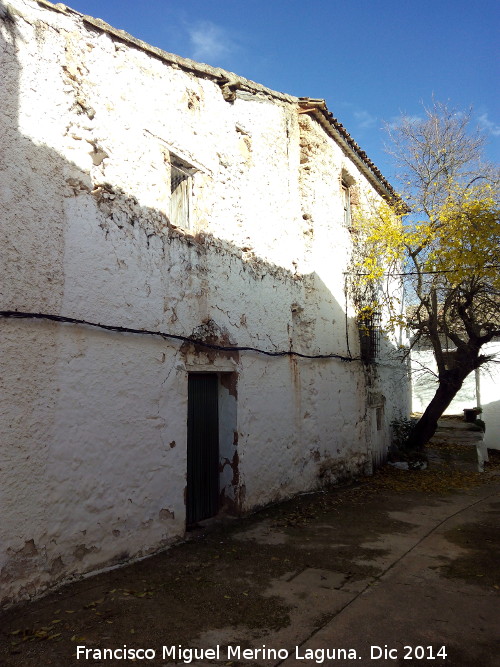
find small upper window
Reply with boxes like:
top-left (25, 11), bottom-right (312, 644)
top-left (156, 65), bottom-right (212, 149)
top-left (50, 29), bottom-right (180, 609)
top-left (169, 155), bottom-right (195, 230)
top-left (358, 309), bottom-right (381, 363)
top-left (342, 180), bottom-right (351, 227)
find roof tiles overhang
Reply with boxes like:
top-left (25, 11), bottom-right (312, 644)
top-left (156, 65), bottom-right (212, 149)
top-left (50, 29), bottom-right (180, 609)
top-left (298, 98), bottom-right (407, 210)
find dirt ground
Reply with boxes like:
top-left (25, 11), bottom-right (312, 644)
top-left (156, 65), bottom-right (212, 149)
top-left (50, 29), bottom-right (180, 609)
top-left (1, 446), bottom-right (499, 667)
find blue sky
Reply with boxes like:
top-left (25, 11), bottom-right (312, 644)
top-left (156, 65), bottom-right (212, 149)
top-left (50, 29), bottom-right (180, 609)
top-left (66, 0), bottom-right (499, 183)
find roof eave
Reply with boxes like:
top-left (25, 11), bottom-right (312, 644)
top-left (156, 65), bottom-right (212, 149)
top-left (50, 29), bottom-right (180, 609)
top-left (298, 98), bottom-right (408, 210)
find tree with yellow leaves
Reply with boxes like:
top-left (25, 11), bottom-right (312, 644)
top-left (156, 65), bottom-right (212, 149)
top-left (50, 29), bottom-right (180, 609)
top-left (356, 102), bottom-right (499, 450)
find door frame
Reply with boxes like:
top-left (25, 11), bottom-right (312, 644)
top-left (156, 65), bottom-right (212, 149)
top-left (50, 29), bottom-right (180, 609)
top-left (186, 372), bottom-right (219, 527)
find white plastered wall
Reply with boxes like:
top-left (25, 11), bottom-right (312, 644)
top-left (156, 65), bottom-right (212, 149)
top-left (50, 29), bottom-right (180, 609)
top-left (0, 0), bottom-right (409, 605)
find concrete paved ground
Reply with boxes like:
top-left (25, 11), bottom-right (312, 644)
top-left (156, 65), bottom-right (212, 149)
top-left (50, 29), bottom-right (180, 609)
top-left (1, 446), bottom-right (499, 667)
top-left (278, 485), bottom-right (499, 667)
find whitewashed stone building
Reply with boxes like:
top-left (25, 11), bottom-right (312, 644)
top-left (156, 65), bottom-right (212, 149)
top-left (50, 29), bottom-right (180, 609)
top-left (0, 0), bottom-right (410, 605)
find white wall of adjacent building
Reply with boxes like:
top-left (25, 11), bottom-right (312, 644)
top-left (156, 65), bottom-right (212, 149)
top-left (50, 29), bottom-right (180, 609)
top-left (411, 342), bottom-right (500, 450)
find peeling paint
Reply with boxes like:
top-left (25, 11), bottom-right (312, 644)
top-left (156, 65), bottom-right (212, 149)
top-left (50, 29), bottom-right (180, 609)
top-left (49, 556), bottom-right (64, 575)
top-left (73, 544), bottom-right (98, 561)
top-left (219, 448), bottom-right (245, 516)
top-left (221, 372), bottom-right (238, 399)
top-left (180, 319), bottom-right (240, 367)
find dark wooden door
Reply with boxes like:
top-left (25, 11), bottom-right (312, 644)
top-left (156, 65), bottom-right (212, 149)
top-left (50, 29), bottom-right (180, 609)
top-left (186, 373), bottom-right (219, 527)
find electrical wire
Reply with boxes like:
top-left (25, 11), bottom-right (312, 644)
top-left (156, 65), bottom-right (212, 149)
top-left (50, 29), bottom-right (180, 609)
top-left (0, 310), bottom-right (358, 362)
top-left (345, 265), bottom-right (500, 277)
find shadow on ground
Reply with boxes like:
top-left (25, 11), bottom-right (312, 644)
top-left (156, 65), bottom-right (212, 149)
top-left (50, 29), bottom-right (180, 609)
top-left (1, 448), bottom-right (499, 667)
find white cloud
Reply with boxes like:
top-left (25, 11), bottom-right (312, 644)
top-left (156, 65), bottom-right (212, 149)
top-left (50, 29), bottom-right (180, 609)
top-left (353, 110), bottom-right (377, 129)
top-left (477, 112), bottom-right (500, 137)
top-left (188, 21), bottom-right (233, 63)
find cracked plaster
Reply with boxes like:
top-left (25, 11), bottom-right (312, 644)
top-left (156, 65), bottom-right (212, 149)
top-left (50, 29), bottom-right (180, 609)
top-left (0, 0), bottom-right (409, 606)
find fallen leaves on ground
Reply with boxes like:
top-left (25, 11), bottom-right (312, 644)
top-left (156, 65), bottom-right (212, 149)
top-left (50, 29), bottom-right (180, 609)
top-left (368, 465), bottom-right (487, 494)
top-left (9, 619), bottom-right (65, 645)
top-left (365, 445), bottom-right (500, 494)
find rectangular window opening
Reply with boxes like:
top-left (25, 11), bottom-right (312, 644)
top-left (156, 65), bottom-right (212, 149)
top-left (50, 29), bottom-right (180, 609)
top-left (358, 310), bottom-right (381, 363)
top-left (342, 180), bottom-right (351, 227)
top-left (169, 155), bottom-right (195, 230)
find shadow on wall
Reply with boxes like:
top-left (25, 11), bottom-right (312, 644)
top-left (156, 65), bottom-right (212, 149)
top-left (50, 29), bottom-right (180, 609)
top-left (0, 2), bottom-right (408, 604)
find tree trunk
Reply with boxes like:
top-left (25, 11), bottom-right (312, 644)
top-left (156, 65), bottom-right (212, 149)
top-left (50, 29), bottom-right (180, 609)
top-left (407, 371), bottom-right (468, 450)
